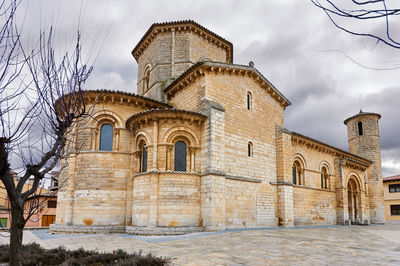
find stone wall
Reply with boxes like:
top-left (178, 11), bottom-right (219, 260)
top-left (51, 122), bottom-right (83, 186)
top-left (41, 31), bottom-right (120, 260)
top-left (190, 33), bottom-right (227, 63)
top-left (287, 133), bottom-right (371, 225)
top-left (293, 186), bottom-right (336, 225)
top-left (225, 180), bottom-right (276, 228)
top-left (291, 143), bottom-right (336, 189)
top-left (137, 28), bottom-right (229, 102)
top-left (53, 20), bottom-right (386, 233)
top-left (70, 152), bottom-right (129, 226)
top-left (225, 179), bottom-right (257, 228)
top-left (168, 76), bottom-right (205, 112)
top-left (56, 92), bottom-right (168, 227)
top-left (137, 32), bottom-right (172, 98)
top-left (157, 172), bottom-right (201, 227)
top-left (204, 73), bottom-right (283, 182)
top-left (132, 172), bottom-right (201, 227)
top-left (345, 113), bottom-right (384, 223)
top-left (131, 173), bottom-right (150, 226)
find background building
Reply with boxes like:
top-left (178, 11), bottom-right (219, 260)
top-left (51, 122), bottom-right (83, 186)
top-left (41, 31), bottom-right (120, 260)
top-left (383, 175), bottom-right (400, 221)
top-left (0, 172), bottom-right (57, 228)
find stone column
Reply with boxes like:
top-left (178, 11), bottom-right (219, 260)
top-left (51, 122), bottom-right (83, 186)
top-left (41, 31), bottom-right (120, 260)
top-left (125, 177), bottom-right (133, 226)
top-left (204, 102), bottom-right (225, 173)
top-left (201, 174), bottom-right (226, 230)
top-left (275, 126), bottom-right (293, 183)
top-left (189, 146), bottom-right (195, 172)
top-left (336, 188), bottom-right (349, 225)
top-left (152, 120), bottom-right (158, 170)
top-left (359, 192), bottom-right (369, 224)
top-left (63, 153), bottom-right (77, 225)
top-left (201, 102), bottom-right (226, 230)
top-left (166, 145), bottom-right (172, 171)
top-left (350, 192), bottom-right (355, 221)
top-left (277, 184), bottom-right (294, 227)
top-left (114, 128), bottom-right (120, 151)
top-left (275, 126), bottom-right (294, 227)
top-left (334, 158), bottom-right (349, 225)
top-left (91, 128), bottom-right (98, 151)
top-left (134, 151), bottom-right (141, 174)
top-left (369, 177), bottom-right (385, 224)
top-left (171, 29), bottom-right (175, 77)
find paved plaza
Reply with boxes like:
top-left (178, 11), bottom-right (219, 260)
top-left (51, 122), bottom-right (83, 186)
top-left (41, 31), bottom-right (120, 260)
top-left (1, 222), bottom-right (400, 265)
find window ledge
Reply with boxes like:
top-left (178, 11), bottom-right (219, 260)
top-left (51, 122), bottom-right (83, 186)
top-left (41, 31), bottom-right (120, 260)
top-left (74, 151), bottom-right (131, 155)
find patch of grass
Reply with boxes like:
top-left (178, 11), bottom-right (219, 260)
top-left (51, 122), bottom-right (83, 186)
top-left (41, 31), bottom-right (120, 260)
top-left (0, 243), bottom-right (169, 265)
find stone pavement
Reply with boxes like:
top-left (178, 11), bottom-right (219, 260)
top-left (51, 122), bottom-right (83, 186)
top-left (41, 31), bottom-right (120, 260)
top-left (1, 222), bottom-right (400, 265)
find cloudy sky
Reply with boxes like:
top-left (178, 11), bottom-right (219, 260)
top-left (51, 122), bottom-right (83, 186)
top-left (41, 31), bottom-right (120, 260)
top-left (17, 0), bottom-right (400, 177)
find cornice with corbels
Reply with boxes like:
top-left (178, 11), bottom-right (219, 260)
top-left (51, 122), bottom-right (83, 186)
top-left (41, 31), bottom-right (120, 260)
top-left (126, 110), bottom-right (206, 131)
top-left (83, 91), bottom-right (170, 110)
top-left (133, 23), bottom-right (232, 63)
top-left (165, 64), bottom-right (290, 108)
top-left (291, 134), bottom-right (371, 170)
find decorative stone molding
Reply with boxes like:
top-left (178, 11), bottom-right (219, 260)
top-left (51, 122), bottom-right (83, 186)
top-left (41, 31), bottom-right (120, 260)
top-left (50, 224), bottom-right (126, 234)
top-left (132, 170), bottom-right (201, 179)
top-left (126, 109), bottom-right (206, 130)
top-left (201, 170), bottom-right (226, 177)
top-left (126, 226), bottom-right (204, 235)
top-left (164, 61), bottom-right (291, 109)
top-left (225, 175), bottom-right (262, 183)
top-left (132, 20), bottom-right (233, 64)
top-left (205, 100), bottom-right (225, 112)
top-left (82, 90), bottom-right (171, 109)
top-left (291, 132), bottom-right (371, 169)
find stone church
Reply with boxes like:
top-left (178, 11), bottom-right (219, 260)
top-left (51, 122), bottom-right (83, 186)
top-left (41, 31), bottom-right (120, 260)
top-left (52, 20), bottom-right (385, 234)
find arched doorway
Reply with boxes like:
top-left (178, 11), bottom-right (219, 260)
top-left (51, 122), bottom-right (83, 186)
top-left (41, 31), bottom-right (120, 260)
top-left (347, 178), bottom-right (360, 223)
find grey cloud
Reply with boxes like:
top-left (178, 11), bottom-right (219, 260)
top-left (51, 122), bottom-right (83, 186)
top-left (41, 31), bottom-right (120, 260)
top-left (12, 0), bottom-right (399, 175)
top-left (382, 166), bottom-right (399, 178)
top-left (361, 87), bottom-right (400, 151)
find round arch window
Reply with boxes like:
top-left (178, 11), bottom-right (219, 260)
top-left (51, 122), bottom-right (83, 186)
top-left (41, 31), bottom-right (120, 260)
top-left (99, 124), bottom-right (113, 151)
top-left (174, 141), bottom-right (187, 171)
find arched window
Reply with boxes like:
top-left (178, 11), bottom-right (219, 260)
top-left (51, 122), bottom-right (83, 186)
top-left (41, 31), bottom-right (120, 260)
top-left (139, 141), bottom-right (147, 173)
top-left (143, 67), bottom-right (150, 92)
top-left (357, 121), bottom-right (363, 136)
top-left (99, 124), bottom-right (113, 151)
top-left (248, 142), bottom-right (253, 157)
top-left (247, 92), bottom-right (252, 110)
top-left (174, 141), bottom-right (187, 171)
top-left (321, 167), bottom-right (329, 189)
top-left (292, 161), bottom-right (303, 185)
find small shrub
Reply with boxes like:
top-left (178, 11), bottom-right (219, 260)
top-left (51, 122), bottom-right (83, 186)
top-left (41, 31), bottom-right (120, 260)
top-left (0, 243), bottom-right (169, 265)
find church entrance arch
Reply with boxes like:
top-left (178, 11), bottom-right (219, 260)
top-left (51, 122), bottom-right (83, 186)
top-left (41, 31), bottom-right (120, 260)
top-left (347, 177), bottom-right (361, 223)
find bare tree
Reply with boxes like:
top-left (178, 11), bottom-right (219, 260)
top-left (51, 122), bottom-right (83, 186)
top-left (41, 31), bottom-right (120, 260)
top-left (0, 0), bottom-right (94, 264)
top-left (311, 0), bottom-right (400, 49)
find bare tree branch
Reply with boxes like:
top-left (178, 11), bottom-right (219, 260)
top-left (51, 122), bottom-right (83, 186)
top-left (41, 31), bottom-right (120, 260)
top-left (0, 0), bottom-right (95, 263)
top-left (311, 0), bottom-right (400, 49)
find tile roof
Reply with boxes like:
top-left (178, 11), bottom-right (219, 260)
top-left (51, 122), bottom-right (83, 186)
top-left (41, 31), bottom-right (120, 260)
top-left (83, 90), bottom-right (172, 108)
top-left (383, 175), bottom-right (400, 182)
top-left (344, 110), bottom-right (381, 125)
top-left (290, 131), bottom-right (372, 165)
top-left (131, 20), bottom-right (233, 63)
top-left (125, 108), bottom-right (207, 128)
top-left (164, 61), bottom-right (291, 107)
top-left (26, 191), bottom-right (57, 200)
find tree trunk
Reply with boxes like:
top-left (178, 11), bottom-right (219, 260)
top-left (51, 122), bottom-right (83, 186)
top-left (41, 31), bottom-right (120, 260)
top-left (9, 198), bottom-right (25, 266)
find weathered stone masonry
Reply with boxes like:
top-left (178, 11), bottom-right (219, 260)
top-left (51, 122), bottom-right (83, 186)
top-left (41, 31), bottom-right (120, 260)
top-left (51, 20), bottom-right (385, 235)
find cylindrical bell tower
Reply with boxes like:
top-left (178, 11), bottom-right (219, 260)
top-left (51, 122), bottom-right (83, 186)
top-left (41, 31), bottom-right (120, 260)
top-left (344, 110), bottom-right (385, 223)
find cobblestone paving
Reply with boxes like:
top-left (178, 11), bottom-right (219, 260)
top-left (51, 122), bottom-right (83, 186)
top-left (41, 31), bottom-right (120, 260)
top-left (1, 222), bottom-right (400, 265)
